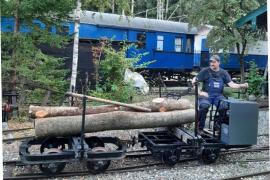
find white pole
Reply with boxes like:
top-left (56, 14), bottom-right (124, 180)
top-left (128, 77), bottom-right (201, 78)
top-left (70, 0), bottom-right (81, 92)
top-left (131, 0), bottom-right (134, 16)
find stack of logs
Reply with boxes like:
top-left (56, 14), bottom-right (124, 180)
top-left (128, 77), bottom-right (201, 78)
top-left (31, 93), bottom-right (195, 138)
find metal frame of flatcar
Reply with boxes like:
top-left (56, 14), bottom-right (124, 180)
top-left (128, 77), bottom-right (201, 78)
top-left (19, 95), bottom-right (126, 166)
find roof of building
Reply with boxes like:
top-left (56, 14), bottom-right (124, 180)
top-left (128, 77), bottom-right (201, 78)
top-left (235, 4), bottom-right (267, 30)
top-left (79, 11), bottom-right (198, 34)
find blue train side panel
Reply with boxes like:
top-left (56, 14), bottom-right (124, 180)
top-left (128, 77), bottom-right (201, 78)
top-left (200, 38), bottom-right (267, 70)
top-left (149, 51), bottom-right (193, 70)
top-left (79, 23), bottom-right (128, 41)
top-left (200, 51), bottom-right (267, 70)
top-left (223, 54), bottom-right (268, 70)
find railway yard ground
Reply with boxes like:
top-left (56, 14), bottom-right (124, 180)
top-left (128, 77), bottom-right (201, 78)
top-left (2, 88), bottom-right (270, 180)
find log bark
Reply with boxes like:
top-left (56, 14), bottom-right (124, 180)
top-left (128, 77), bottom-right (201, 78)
top-left (131, 98), bottom-right (192, 112)
top-left (29, 98), bottom-right (192, 118)
top-left (29, 105), bottom-right (120, 118)
top-left (34, 109), bottom-right (195, 137)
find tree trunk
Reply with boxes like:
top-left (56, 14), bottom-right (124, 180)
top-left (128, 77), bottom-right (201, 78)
top-left (34, 109), bottom-right (195, 137)
top-left (41, 91), bottom-right (51, 106)
top-left (29, 98), bottom-right (192, 118)
top-left (239, 55), bottom-right (245, 83)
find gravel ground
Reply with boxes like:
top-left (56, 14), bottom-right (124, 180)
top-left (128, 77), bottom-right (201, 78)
top-left (2, 110), bottom-right (269, 179)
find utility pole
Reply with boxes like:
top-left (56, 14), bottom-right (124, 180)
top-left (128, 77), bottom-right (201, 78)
top-left (112, 0), bottom-right (115, 13)
top-left (70, 0), bottom-right (81, 92)
top-left (157, 0), bottom-right (164, 20)
top-left (165, 0), bottom-right (169, 19)
top-left (131, 0), bottom-right (135, 16)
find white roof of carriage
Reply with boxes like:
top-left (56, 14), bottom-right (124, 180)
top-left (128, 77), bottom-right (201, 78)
top-left (79, 11), bottom-right (198, 34)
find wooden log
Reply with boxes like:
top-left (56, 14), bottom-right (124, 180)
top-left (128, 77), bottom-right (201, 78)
top-left (66, 92), bottom-right (152, 112)
top-left (131, 98), bottom-right (192, 112)
top-left (29, 105), bottom-right (120, 118)
top-left (34, 109), bottom-right (195, 137)
top-left (29, 98), bottom-right (192, 118)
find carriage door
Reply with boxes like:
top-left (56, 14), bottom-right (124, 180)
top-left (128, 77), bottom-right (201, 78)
top-left (200, 51), bottom-right (209, 67)
top-left (200, 38), bottom-right (209, 67)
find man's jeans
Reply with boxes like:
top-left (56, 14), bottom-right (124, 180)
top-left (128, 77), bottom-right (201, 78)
top-left (198, 95), bottom-right (227, 130)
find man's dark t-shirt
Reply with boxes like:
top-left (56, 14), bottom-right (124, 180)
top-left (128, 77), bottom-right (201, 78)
top-left (196, 67), bottom-right (232, 92)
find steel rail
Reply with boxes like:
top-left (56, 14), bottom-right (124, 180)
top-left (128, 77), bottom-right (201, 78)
top-left (2, 127), bottom-right (34, 134)
top-left (3, 136), bottom-right (35, 143)
top-left (5, 156), bottom-right (269, 180)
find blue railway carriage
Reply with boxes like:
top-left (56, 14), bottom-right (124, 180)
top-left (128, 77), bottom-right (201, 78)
top-left (77, 12), bottom-right (267, 77)
top-left (77, 11), bottom-right (199, 81)
top-left (1, 11), bottom-right (267, 85)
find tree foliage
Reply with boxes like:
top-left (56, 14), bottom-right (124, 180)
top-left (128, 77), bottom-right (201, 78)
top-left (1, 0), bottom-right (76, 105)
top-left (184, 0), bottom-right (266, 81)
top-left (82, 0), bottom-right (130, 14)
top-left (246, 61), bottom-right (265, 96)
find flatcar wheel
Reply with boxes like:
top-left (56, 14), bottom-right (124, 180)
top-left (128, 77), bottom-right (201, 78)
top-left (39, 148), bottom-right (66, 175)
top-left (201, 148), bottom-right (220, 164)
top-left (87, 147), bottom-right (111, 174)
top-left (40, 138), bottom-right (65, 153)
top-left (162, 150), bottom-right (179, 166)
top-left (85, 136), bottom-right (105, 148)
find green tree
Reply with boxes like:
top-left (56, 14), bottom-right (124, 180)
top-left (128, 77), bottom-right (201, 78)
top-left (184, 0), bottom-right (266, 81)
top-left (1, 0), bottom-right (76, 105)
top-left (82, 0), bottom-right (130, 14)
top-left (246, 61), bottom-right (265, 96)
top-left (91, 43), bottom-right (140, 103)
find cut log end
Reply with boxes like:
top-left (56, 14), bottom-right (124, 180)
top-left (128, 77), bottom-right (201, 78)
top-left (35, 110), bottom-right (49, 118)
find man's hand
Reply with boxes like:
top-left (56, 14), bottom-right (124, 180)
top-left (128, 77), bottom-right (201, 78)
top-left (199, 91), bottom-right (209, 98)
top-left (191, 77), bottom-right (197, 86)
top-left (240, 83), bottom-right (248, 88)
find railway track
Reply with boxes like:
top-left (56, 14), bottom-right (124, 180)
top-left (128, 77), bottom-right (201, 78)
top-left (2, 135), bottom-right (35, 143)
top-left (3, 146), bottom-right (269, 179)
top-left (2, 127), bottom-right (34, 143)
top-left (4, 156), bottom-right (269, 180)
top-left (2, 127), bottom-right (34, 134)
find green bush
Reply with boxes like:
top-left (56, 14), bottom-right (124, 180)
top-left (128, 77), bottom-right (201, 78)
top-left (246, 61), bottom-right (265, 96)
top-left (91, 42), bottom-right (148, 103)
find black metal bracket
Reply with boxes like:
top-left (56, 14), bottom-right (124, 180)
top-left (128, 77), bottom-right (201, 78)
top-left (80, 95), bottom-right (87, 158)
top-left (71, 85), bottom-right (75, 106)
top-left (158, 72), bottom-right (163, 98)
top-left (194, 81), bottom-right (199, 137)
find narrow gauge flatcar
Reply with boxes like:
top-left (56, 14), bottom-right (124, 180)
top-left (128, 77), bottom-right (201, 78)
top-left (19, 83), bottom-right (259, 175)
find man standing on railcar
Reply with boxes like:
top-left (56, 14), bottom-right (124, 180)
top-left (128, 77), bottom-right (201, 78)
top-left (192, 55), bottom-right (248, 134)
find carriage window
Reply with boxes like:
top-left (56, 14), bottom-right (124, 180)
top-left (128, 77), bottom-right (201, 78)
top-left (157, 35), bottom-right (164, 51)
top-left (137, 33), bottom-right (146, 49)
top-left (175, 38), bottom-right (182, 52)
top-left (186, 38), bottom-right (192, 53)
